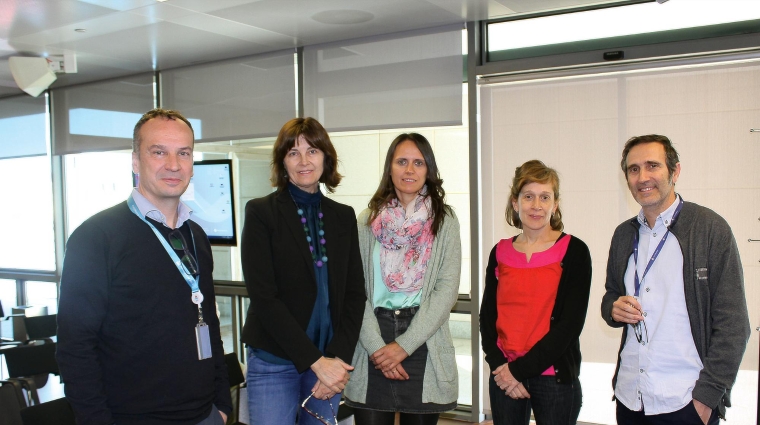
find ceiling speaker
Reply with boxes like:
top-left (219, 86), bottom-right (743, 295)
top-left (8, 57), bottom-right (57, 97)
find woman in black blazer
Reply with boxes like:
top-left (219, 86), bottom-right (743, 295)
top-left (240, 117), bottom-right (366, 424)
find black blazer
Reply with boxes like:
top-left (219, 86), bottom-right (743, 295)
top-left (240, 189), bottom-right (366, 372)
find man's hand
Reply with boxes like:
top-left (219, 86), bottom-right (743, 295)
top-left (370, 342), bottom-right (409, 373)
top-left (611, 295), bottom-right (644, 324)
top-left (693, 399), bottom-right (712, 425)
top-left (219, 410), bottom-right (227, 424)
top-left (381, 362), bottom-right (410, 380)
top-left (492, 364), bottom-right (520, 395)
top-left (310, 357), bottom-right (353, 398)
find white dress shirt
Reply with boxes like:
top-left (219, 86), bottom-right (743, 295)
top-left (131, 188), bottom-right (193, 229)
top-left (615, 195), bottom-right (703, 415)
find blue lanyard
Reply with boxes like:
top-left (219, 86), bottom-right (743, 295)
top-left (632, 197), bottom-right (683, 297)
top-left (127, 196), bottom-right (202, 303)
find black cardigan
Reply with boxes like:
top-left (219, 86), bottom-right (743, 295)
top-left (240, 189), bottom-right (366, 373)
top-left (57, 202), bottom-right (231, 425)
top-left (479, 235), bottom-right (592, 384)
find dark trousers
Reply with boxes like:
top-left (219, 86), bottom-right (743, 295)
top-left (616, 400), bottom-right (719, 425)
top-left (195, 405), bottom-right (225, 425)
top-left (489, 374), bottom-right (582, 425)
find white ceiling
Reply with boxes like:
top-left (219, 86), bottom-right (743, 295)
top-left (0, 0), bottom-right (621, 98)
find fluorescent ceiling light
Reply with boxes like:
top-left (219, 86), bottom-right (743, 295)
top-left (489, 0), bottom-right (760, 52)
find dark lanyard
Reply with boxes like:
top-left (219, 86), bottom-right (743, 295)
top-left (632, 197), bottom-right (683, 297)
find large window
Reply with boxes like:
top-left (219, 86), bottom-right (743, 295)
top-left (486, 1), bottom-right (760, 68)
top-left (25, 281), bottom-right (58, 314)
top-left (64, 151), bottom-right (134, 236)
top-left (0, 156), bottom-right (56, 270)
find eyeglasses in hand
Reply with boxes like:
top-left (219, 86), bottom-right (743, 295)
top-left (168, 229), bottom-right (199, 277)
top-left (631, 305), bottom-right (648, 345)
top-left (301, 392), bottom-right (337, 425)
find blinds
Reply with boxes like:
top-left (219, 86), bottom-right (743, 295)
top-left (161, 50), bottom-right (296, 143)
top-left (303, 25), bottom-right (463, 132)
top-left (52, 73), bottom-right (155, 155)
top-left (0, 95), bottom-right (47, 159)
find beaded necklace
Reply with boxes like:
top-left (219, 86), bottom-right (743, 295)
top-left (290, 193), bottom-right (328, 268)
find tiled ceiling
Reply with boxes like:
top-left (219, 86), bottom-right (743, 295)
top-left (0, 0), bottom-right (622, 98)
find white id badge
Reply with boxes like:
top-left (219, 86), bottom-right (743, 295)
top-left (195, 323), bottom-right (212, 360)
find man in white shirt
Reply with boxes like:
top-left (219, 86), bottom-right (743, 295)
top-left (601, 134), bottom-right (750, 424)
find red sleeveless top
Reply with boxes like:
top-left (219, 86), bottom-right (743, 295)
top-left (494, 234), bottom-right (570, 376)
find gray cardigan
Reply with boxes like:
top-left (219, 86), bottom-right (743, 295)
top-left (601, 200), bottom-right (750, 419)
top-left (345, 208), bottom-right (461, 405)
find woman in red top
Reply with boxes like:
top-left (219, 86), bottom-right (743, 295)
top-left (480, 160), bottom-right (592, 425)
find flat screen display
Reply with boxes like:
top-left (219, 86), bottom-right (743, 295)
top-left (180, 159), bottom-right (237, 246)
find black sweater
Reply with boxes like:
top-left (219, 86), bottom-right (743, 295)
top-left (479, 235), bottom-right (592, 384)
top-left (57, 202), bottom-right (231, 425)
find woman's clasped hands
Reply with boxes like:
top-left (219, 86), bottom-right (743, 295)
top-left (370, 342), bottom-right (410, 381)
top-left (311, 356), bottom-right (354, 400)
top-left (493, 364), bottom-right (531, 400)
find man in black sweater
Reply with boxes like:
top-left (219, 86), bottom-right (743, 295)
top-left (57, 109), bottom-right (232, 425)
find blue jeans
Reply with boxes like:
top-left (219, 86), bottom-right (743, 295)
top-left (489, 374), bottom-right (582, 425)
top-left (246, 347), bottom-right (341, 425)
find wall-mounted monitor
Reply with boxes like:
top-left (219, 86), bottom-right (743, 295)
top-left (181, 159), bottom-right (237, 246)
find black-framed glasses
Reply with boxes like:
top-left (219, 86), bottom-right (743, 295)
top-left (168, 230), bottom-right (199, 277)
top-left (632, 318), bottom-right (648, 345)
top-left (301, 392), bottom-right (337, 425)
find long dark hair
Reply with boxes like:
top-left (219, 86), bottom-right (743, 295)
top-left (366, 133), bottom-right (451, 236)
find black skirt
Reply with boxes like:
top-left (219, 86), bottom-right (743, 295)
top-left (345, 306), bottom-right (457, 414)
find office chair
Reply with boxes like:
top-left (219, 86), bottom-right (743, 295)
top-left (2, 343), bottom-right (59, 406)
top-left (223, 353), bottom-right (245, 425)
top-left (0, 304), bottom-right (22, 347)
top-left (19, 397), bottom-right (76, 425)
top-left (0, 380), bottom-right (25, 425)
top-left (22, 315), bottom-right (56, 345)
